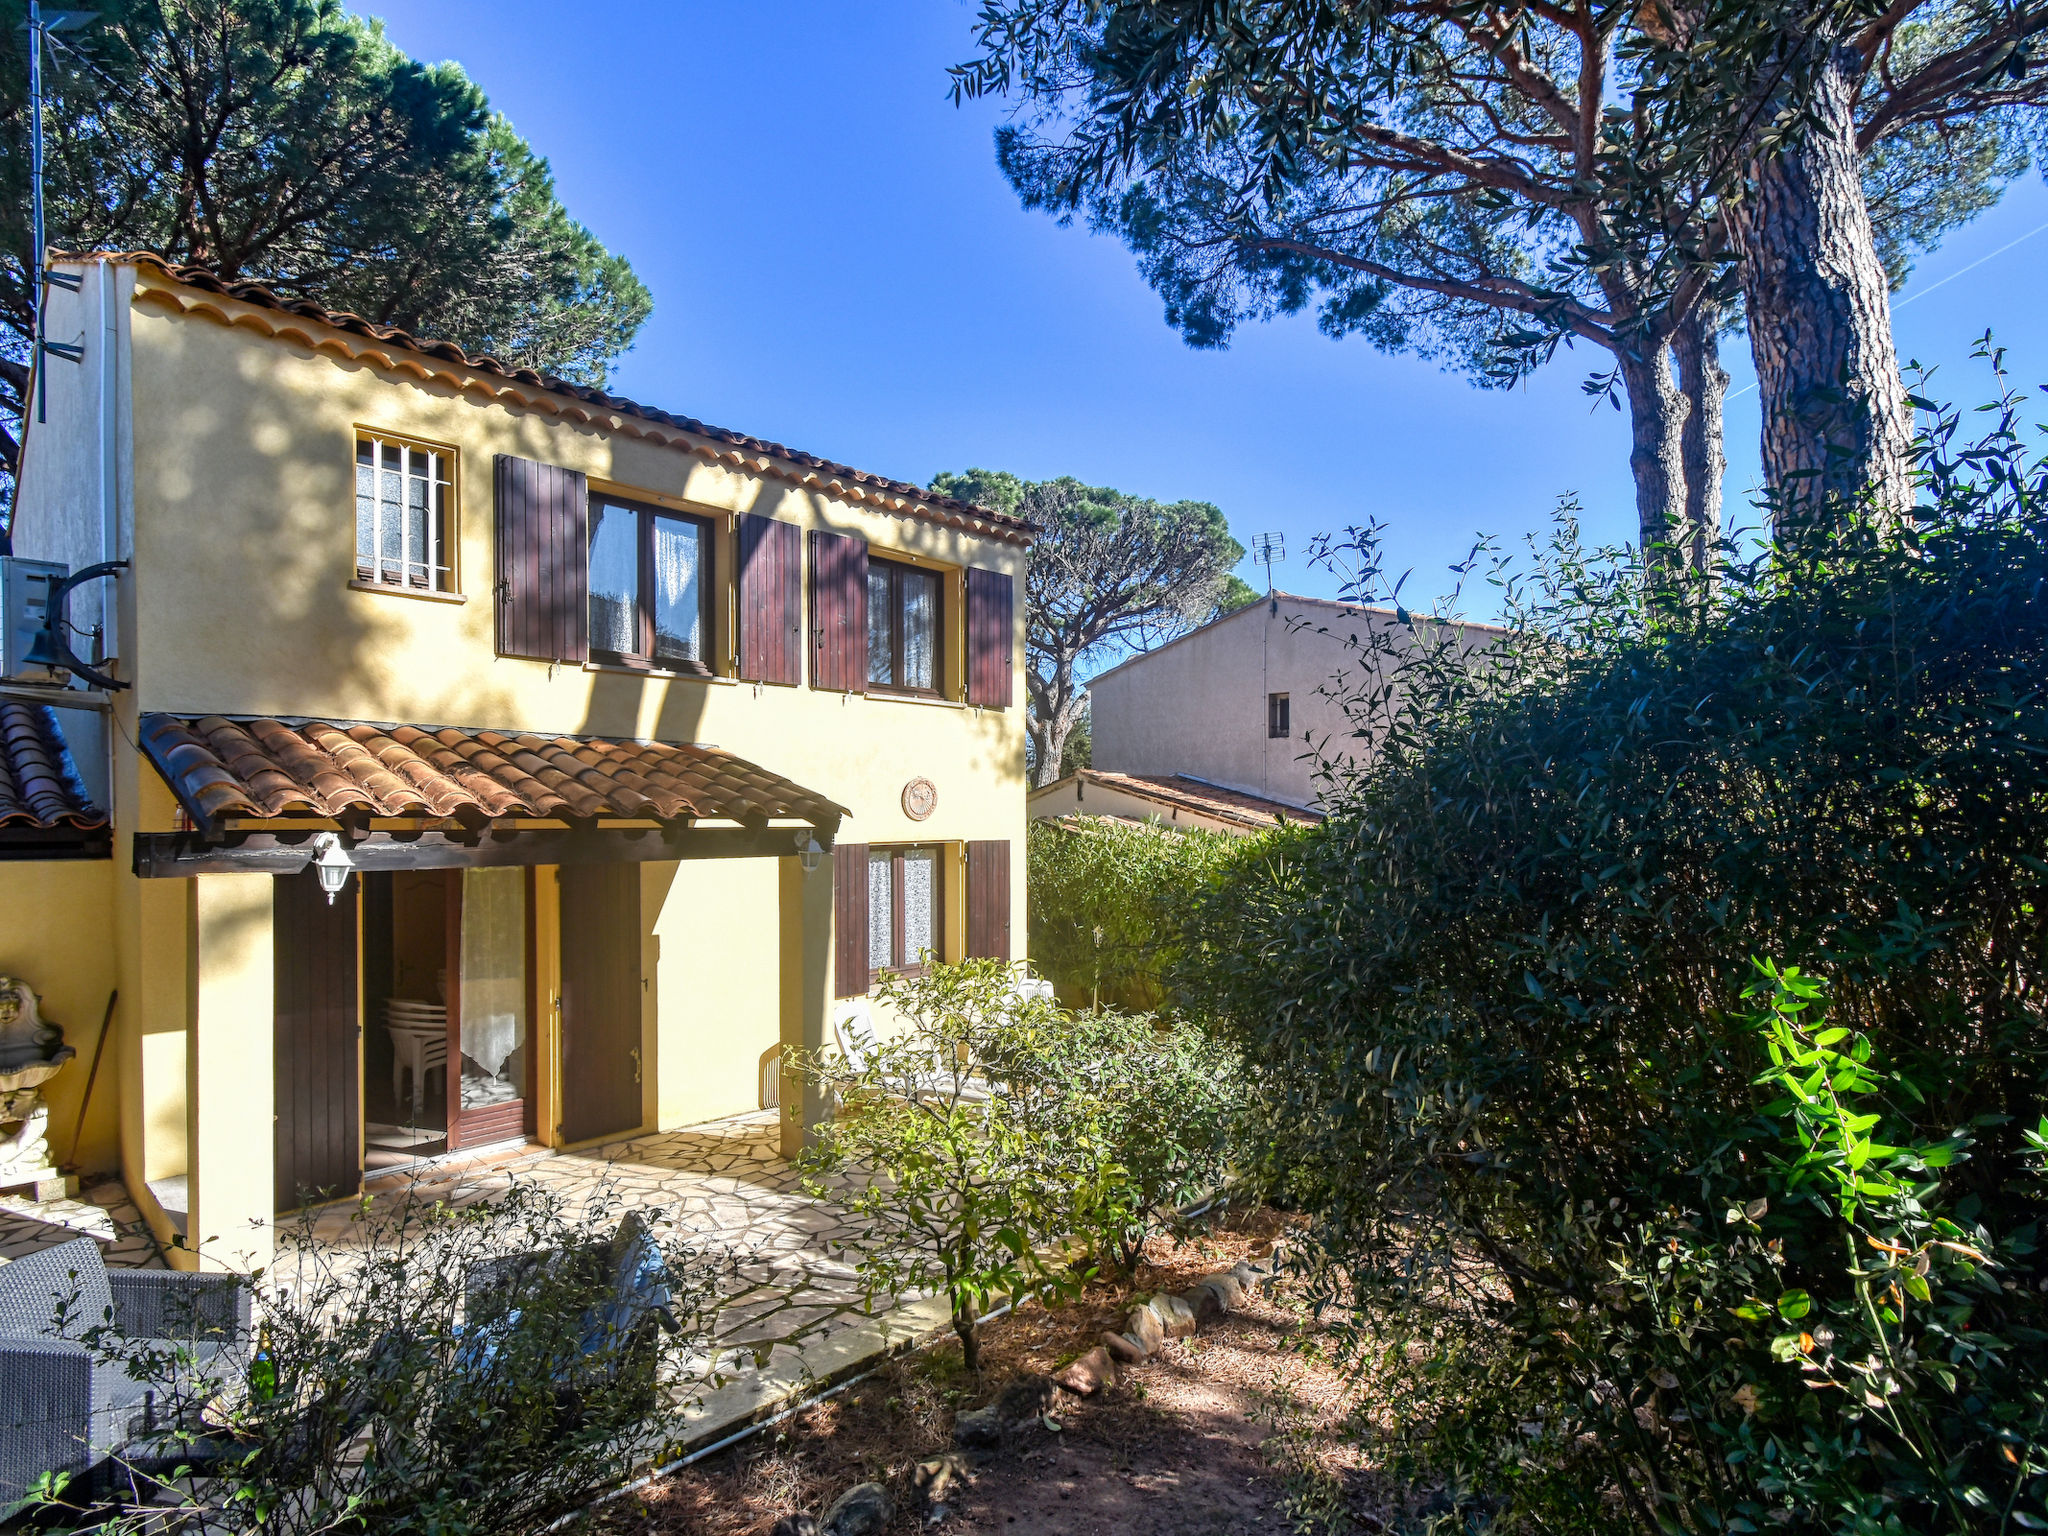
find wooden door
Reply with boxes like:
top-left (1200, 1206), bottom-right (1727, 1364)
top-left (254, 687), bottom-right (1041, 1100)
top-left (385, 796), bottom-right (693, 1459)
top-left (274, 867), bottom-right (362, 1210)
top-left (558, 863), bottom-right (642, 1144)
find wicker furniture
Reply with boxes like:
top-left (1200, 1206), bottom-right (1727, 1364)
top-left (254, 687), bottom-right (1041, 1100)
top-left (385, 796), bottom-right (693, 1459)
top-left (0, 1238), bottom-right (248, 1506)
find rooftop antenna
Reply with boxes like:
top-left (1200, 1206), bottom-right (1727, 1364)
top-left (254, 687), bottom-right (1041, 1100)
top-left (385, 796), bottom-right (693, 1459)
top-left (1250, 531), bottom-right (1286, 593)
top-left (22, 4), bottom-right (97, 423)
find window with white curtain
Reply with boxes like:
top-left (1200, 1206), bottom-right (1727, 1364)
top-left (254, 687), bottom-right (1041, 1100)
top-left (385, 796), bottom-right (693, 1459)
top-left (355, 434), bottom-right (453, 592)
top-left (865, 558), bottom-right (942, 694)
top-left (587, 494), bottom-right (713, 674)
top-left (458, 866), bottom-right (527, 1110)
top-left (868, 845), bottom-right (941, 973)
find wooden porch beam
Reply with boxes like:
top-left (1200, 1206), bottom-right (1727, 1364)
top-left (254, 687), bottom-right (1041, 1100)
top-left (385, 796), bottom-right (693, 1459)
top-left (132, 820), bottom-right (842, 878)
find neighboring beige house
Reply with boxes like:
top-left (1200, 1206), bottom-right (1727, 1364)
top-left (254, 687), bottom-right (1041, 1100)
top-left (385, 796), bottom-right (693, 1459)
top-left (1087, 592), bottom-right (1414, 811)
top-left (1, 250), bottom-right (1034, 1270)
top-left (1026, 769), bottom-right (1322, 835)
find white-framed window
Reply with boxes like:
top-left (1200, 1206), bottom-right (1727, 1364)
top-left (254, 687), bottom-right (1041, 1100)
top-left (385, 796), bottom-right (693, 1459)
top-left (355, 433), bottom-right (454, 592)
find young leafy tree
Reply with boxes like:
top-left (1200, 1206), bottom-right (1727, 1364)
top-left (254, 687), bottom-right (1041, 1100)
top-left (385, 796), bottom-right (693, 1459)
top-left (0, 0), bottom-right (650, 501)
top-left (932, 467), bottom-right (1244, 784)
top-left (791, 960), bottom-right (1092, 1373)
top-left (953, 0), bottom-right (2047, 545)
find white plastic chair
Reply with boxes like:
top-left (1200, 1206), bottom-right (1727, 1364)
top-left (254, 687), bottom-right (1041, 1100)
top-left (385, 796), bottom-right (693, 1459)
top-left (830, 999), bottom-right (990, 1106)
top-left (385, 1018), bottom-right (447, 1122)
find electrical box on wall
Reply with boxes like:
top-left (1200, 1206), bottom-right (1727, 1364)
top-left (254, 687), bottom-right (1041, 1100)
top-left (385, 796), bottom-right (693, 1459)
top-left (0, 557), bottom-right (70, 684)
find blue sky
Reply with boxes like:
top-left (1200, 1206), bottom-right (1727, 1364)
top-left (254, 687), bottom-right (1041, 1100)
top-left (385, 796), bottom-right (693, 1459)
top-left (369, 0), bottom-right (2048, 612)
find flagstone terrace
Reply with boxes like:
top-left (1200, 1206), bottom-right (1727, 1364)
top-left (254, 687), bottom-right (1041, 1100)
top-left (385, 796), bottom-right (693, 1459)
top-left (0, 1112), bottom-right (905, 1385)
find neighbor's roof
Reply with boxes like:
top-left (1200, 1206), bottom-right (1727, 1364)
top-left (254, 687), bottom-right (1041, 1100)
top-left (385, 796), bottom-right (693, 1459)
top-left (0, 703), bottom-right (108, 831)
top-left (1031, 769), bottom-right (1322, 831)
top-left (1088, 590), bottom-right (1509, 688)
top-left (140, 714), bottom-right (846, 836)
top-left (61, 250), bottom-right (1038, 547)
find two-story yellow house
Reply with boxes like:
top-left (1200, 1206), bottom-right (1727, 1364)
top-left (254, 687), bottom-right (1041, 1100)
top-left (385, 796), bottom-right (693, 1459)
top-left (3, 251), bottom-right (1033, 1269)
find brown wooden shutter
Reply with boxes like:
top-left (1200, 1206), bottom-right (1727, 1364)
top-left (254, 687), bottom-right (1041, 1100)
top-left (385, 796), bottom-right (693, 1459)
top-left (834, 841), bottom-right (871, 997)
top-left (274, 868), bottom-right (361, 1210)
top-left (738, 515), bottom-right (803, 684)
top-left (965, 568), bottom-right (1014, 708)
top-left (965, 839), bottom-right (1011, 961)
top-left (494, 454), bottom-right (589, 663)
top-left (809, 529), bottom-right (869, 692)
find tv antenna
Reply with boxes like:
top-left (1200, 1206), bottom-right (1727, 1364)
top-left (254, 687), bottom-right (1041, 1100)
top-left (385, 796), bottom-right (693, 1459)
top-left (1250, 531), bottom-right (1286, 592)
top-left (22, 5), bottom-right (98, 422)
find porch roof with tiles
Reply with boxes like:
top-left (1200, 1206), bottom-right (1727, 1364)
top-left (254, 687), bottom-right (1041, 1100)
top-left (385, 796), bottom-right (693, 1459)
top-left (140, 714), bottom-right (847, 836)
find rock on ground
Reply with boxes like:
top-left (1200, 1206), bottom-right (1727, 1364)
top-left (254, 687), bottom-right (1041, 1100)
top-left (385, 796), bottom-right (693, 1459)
top-left (1053, 1345), bottom-right (1117, 1397)
top-left (820, 1480), bottom-right (892, 1536)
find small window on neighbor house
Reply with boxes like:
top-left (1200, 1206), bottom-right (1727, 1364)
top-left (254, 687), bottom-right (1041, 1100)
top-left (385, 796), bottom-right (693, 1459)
top-left (1268, 691), bottom-right (1291, 738)
top-left (588, 496), bottom-right (714, 675)
top-left (356, 434), bottom-right (453, 592)
top-left (867, 558), bottom-right (942, 694)
top-left (868, 845), bottom-right (941, 975)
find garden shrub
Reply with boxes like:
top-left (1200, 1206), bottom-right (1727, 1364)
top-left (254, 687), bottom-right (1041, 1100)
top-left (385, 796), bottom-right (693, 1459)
top-left (793, 960), bottom-right (1244, 1366)
top-left (792, 959), bottom-right (1092, 1373)
top-left (1036, 1006), bottom-right (1244, 1276)
top-left (1176, 357), bottom-right (2048, 1532)
top-left (1027, 814), bottom-right (1242, 1010)
top-left (43, 1180), bottom-right (728, 1536)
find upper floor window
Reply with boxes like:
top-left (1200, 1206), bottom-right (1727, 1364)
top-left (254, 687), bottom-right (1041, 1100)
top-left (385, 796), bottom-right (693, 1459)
top-left (867, 557), bottom-right (941, 695)
top-left (356, 434), bottom-right (453, 592)
top-left (588, 495), bottom-right (713, 675)
top-left (1268, 691), bottom-right (1291, 738)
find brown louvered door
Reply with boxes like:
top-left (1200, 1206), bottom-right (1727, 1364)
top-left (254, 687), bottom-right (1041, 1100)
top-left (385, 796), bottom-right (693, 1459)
top-left (834, 841), bottom-right (871, 997)
top-left (965, 568), bottom-right (1014, 707)
top-left (274, 867), bottom-right (362, 1211)
top-left (495, 455), bottom-right (589, 663)
top-left (559, 863), bottom-right (643, 1145)
top-left (965, 839), bottom-right (1011, 961)
top-left (810, 529), bottom-right (869, 692)
top-left (738, 515), bottom-right (803, 684)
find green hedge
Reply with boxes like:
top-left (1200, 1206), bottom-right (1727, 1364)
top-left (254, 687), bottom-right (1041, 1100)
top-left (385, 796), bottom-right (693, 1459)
top-left (1175, 368), bottom-right (2048, 1533)
top-left (1026, 814), bottom-right (1243, 1011)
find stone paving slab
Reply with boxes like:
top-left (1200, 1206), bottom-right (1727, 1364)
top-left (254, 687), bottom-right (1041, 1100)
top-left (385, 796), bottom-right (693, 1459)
top-left (0, 1179), bottom-right (164, 1268)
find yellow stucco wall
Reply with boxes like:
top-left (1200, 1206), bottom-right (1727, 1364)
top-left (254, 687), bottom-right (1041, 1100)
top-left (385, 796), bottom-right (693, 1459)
top-left (187, 873), bottom-right (274, 1271)
top-left (0, 860), bottom-right (119, 1177)
top-left (6, 258), bottom-right (1031, 1232)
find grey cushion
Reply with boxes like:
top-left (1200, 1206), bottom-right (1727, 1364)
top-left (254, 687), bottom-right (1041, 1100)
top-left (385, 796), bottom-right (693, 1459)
top-left (0, 1238), bottom-right (116, 1341)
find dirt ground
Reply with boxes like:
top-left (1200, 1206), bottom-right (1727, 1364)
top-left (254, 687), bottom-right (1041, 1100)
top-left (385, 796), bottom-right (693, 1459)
top-left (608, 1211), bottom-right (1412, 1536)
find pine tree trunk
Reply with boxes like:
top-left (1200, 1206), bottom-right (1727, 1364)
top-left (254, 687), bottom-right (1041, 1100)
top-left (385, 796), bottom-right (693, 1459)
top-left (1030, 660), bottom-right (1082, 788)
top-left (1619, 342), bottom-right (1693, 573)
top-left (1731, 44), bottom-right (1914, 526)
top-left (1673, 314), bottom-right (1728, 569)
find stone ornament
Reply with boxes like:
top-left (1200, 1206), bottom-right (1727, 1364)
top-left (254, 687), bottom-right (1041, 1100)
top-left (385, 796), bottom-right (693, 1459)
top-left (900, 776), bottom-right (937, 822)
top-left (0, 976), bottom-right (76, 1198)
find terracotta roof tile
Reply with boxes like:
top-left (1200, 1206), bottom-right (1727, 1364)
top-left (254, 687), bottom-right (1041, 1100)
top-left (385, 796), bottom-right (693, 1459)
top-left (0, 703), bottom-right (108, 831)
top-left (1036, 769), bottom-right (1324, 831)
top-left (141, 714), bottom-right (846, 834)
top-left (63, 250), bottom-right (1037, 545)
